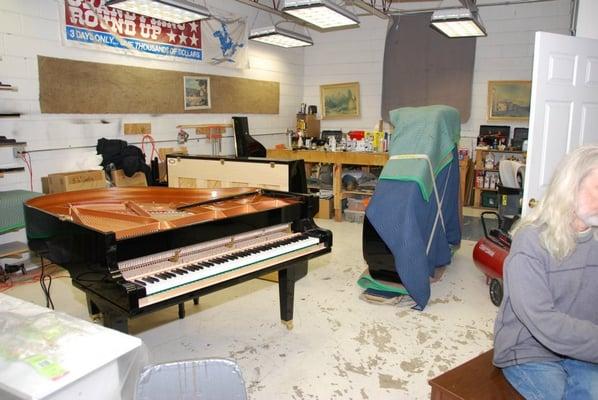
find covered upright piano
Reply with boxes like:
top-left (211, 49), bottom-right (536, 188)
top-left (363, 105), bottom-right (462, 309)
top-left (24, 187), bottom-right (332, 333)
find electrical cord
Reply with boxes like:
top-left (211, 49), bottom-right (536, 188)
top-left (20, 151), bottom-right (33, 191)
top-left (39, 257), bottom-right (55, 309)
top-left (0, 262), bottom-right (67, 293)
top-left (141, 134), bottom-right (157, 161)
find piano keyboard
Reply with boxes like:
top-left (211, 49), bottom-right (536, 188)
top-left (117, 224), bottom-right (325, 308)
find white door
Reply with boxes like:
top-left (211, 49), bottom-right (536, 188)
top-left (523, 32), bottom-right (598, 215)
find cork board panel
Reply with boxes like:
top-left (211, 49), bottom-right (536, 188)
top-left (38, 56), bottom-right (279, 114)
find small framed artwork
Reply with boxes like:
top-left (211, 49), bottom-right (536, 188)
top-left (487, 80), bottom-right (531, 121)
top-left (184, 76), bottom-right (211, 110)
top-left (320, 82), bottom-right (360, 120)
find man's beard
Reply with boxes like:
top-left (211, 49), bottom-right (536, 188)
top-left (577, 210), bottom-right (598, 227)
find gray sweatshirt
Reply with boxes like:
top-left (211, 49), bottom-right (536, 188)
top-left (493, 226), bottom-right (598, 367)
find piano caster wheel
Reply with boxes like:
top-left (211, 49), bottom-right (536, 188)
top-left (282, 320), bottom-right (293, 330)
top-left (91, 314), bottom-right (102, 324)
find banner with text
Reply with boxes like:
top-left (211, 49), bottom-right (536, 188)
top-left (61, 0), bottom-right (248, 68)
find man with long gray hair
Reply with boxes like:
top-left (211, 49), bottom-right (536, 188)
top-left (493, 144), bottom-right (598, 399)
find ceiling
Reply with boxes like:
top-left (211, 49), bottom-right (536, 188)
top-left (232, 0), bottom-right (558, 25)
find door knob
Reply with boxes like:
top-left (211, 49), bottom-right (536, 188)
top-left (528, 198), bottom-right (538, 208)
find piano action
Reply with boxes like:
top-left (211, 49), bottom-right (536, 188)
top-left (24, 187), bottom-right (332, 333)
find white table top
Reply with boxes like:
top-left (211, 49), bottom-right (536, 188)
top-left (0, 294), bottom-right (142, 400)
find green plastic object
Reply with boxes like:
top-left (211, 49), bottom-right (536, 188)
top-left (357, 272), bottom-right (409, 296)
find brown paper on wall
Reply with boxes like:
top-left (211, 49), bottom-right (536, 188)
top-left (38, 56), bottom-right (279, 114)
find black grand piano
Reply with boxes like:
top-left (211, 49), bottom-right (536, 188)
top-left (24, 187), bottom-right (332, 333)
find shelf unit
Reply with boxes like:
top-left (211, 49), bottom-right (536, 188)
top-left (0, 83), bottom-right (20, 118)
top-left (473, 148), bottom-right (526, 208)
top-left (0, 83), bottom-right (18, 92)
top-left (0, 241), bottom-right (28, 258)
top-left (267, 149), bottom-right (388, 221)
top-left (0, 141), bottom-right (27, 178)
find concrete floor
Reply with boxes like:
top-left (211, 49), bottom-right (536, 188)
top-left (5, 218), bottom-right (496, 399)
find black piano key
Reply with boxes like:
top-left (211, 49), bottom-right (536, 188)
top-left (135, 279), bottom-right (146, 286)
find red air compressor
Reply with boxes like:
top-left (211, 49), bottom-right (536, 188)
top-left (472, 211), bottom-right (513, 306)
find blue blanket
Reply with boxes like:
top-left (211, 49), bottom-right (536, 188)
top-left (365, 150), bottom-right (461, 309)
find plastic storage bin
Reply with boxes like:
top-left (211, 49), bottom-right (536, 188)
top-left (346, 196), bottom-right (369, 212)
top-left (135, 358), bottom-right (247, 400)
top-left (344, 209), bottom-right (365, 223)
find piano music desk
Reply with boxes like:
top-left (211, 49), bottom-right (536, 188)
top-left (266, 149), bottom-right (389, 221)
top-left (0, 294), bottom-right (143, 400)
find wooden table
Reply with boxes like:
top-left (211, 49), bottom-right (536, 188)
top-left (428, 350), bottom-right (523, 400)
top-left (267, 149), bottom-right (389, 221)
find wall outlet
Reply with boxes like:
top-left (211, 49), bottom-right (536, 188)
top-left (13, 145), bottom-right (25, 158)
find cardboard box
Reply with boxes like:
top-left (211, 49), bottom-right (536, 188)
top-left (47, 170), bottom-right (107, 193)
top-left (111, 169), bottom-right (147, 187)
top-left (315, 197), bottom-right (334, 219)
top-left (41, 176), bottom-right (50, 194)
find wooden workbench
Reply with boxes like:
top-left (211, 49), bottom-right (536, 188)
top-left (266, 149), bottom-right (389, 221)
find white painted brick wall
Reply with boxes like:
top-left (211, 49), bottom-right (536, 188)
top-left (0, 0), bottom-right (304, 197)
top-left (303, 0), bottom-right (571, 153)
top-left (303, 16), bottom-right (387, 132)
top-left (462, 0), bottom-right (571, 151)
top-left (0, 0), bottom-right (576, 247)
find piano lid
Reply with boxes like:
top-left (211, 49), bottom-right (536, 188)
top-left (25, 187), bottom-right (300, 240)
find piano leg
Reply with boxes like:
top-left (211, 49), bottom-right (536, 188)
top-left (84, 292), bottom-right (130, 333)
top-left (278, 260), bottom-right (307, 330)
top-left (85, 295), bottom-right (100, 317)
top-left (193, 297), bottom-right (199, 305)
top-left (178, 303), bottom-right (185, 319)
top-left (278, 267), bottom-right (294, 330)
top-left (102, 311), bottom-right (129, 334)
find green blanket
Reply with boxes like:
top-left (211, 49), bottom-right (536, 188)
top-left (0, 190), bottom-right (42, 234)
top-left (357, 271), bottom-right (409, 295)
top-left (380, 105), bottom-right (461, 201)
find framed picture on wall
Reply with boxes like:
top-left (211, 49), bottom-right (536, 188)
top-left (184, 76), bottom-right (211, 110)
top-left (487, 80), bottom-right (531, 120)
top-left (320, 82), bottom-right (360, 119)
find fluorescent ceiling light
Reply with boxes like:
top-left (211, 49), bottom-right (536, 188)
top-left (249, 26), bottom-right (313, 48)
top-left (282, 0), bottom-right (359, 29)
top-left (430, 8), bottom-right (487, 38)
top-left (105, 0), bottom-right (210, 24)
